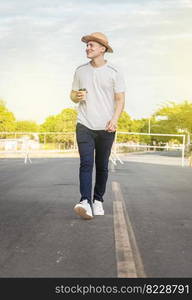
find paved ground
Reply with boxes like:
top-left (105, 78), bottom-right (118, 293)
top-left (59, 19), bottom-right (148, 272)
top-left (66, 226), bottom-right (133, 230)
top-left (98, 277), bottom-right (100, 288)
top-left (0, 151), bottom-right (192, 277)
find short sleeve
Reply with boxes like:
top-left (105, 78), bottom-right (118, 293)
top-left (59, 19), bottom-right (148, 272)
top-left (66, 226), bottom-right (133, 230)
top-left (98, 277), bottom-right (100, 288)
top-left (114, 68), bottom-right (126, 93)
top-left (72, 71), bottom-right (80, 91)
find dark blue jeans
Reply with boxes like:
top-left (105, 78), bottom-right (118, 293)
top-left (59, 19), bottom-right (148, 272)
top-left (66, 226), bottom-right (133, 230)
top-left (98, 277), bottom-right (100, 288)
top-left (76, 122), bottom-right (115, 203)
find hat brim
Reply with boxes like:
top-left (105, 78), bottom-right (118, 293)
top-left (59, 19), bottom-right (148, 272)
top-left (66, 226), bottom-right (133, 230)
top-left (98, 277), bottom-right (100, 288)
top-left (81, 35), bottom-right (113, 53)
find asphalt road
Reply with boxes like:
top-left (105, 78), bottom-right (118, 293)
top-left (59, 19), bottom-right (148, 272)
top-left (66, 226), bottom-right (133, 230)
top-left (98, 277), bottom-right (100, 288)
top-left (0, 152), bottom-right (192, 277)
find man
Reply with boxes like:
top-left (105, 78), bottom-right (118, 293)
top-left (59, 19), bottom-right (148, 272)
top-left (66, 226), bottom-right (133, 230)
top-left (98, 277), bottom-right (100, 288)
top-left (70, 32), bottom-right (125, 220)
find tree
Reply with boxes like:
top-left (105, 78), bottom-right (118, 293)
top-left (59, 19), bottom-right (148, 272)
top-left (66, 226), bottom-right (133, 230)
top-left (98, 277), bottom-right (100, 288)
top-left (15, 120), bottom-right (39, 132)
top-left (40, 108), bottom-right (77, 133)
top-left (152, 100), bottom-right (192, 143)
top-left (0, 100), bottom-right (16, 133)
top-left (40, 115), bottom-right (58, 133)
top-left (40, 108), bottom-right (77, 144)
top-left (130, 118), bottom-right (151, 144)
top-left (56, 108), bottom-right (77, 132)
top-left (116, 111), bottom-right (132, 142)
top-left (54, 108), bottom-right (77, 145)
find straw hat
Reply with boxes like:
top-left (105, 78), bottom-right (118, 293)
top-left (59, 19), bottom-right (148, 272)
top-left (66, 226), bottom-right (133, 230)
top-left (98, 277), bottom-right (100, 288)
top-left (81, 32), bottom-right (113, 53)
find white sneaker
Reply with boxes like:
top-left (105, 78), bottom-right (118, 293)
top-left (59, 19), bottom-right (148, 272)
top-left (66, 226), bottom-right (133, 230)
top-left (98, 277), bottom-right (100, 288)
top-left (74, 199), bottom-right (93, 220)
top-left (93, 200), bottom-right (104, 216)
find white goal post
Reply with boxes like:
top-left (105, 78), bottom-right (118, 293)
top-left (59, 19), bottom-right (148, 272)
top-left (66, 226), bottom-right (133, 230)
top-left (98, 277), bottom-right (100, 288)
top-left (0, 131), bottom-right (186, 166)
top-left (112, 132), bottom-right (186, 167)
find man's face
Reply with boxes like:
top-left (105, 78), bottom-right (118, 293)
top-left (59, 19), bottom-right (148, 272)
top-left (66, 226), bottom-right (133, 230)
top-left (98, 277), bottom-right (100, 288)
top-left (86, 41), bottom-right (106, 59)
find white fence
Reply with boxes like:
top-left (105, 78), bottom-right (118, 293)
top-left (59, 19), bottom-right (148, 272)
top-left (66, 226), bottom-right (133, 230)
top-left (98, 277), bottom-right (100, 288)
top-left (0, 131), bottom-right (187, 166)
top-left (114, 132), bottom-right (186, 167)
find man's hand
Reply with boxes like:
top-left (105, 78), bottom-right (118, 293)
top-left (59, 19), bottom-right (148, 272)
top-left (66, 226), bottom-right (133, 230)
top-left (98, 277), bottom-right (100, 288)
top-left (105, 118), bottom-right (118, 132)
top-left (70, 90), bottom-right (86, 103)
top-left (76, 90), bottom-right (86, 101)
top-left (105, 92), bottom-right (125, 132)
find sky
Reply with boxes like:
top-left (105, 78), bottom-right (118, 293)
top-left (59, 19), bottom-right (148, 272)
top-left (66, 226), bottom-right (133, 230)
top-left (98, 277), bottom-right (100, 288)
top-left (0, 0), bottom-right (192, 124)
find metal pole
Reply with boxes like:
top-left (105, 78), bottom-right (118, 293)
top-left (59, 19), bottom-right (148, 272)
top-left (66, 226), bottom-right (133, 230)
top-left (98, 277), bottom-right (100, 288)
top-left (182, 135), bottom-right (185, 167)
top-left (148, 119), bottom-right (151, 134)
top-left (114, 131), bottom-right (117, 154)
top-left (73, 132), bottom-right (76, 150)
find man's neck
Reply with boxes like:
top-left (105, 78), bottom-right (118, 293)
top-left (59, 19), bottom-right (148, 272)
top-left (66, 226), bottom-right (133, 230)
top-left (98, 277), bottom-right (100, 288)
top-left (90, 57), bottom-right (107, 68)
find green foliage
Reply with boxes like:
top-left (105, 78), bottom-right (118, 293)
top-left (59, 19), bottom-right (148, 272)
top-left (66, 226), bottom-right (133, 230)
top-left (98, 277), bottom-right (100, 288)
top-left (40, 108), bottom-right (77, 132)
top-left (152, 100), bottom-right (192, 143)
top-left (15, 120), bottom-right (40, 132)
top-left (130, 118), bottom-right (151, 144)
top-left (116, 111), bottom-right (132, 142)
top-left (40, 108), bottom-right (77, 143)
top-left (56, 108), bottom-right (78, 132)
top-left (0, 100), bottom-right (16, 134)
top-left (40, 115), bottom-right (58, 133)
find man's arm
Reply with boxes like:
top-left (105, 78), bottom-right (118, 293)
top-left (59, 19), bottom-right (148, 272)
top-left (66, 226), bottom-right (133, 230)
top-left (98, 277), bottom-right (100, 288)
top-left (105, 92), bottom-right (125, 132)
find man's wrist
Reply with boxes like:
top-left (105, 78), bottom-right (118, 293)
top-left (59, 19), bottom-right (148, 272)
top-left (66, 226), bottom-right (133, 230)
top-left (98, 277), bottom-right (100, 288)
top-left (112, 116), bottom-right (118, 122)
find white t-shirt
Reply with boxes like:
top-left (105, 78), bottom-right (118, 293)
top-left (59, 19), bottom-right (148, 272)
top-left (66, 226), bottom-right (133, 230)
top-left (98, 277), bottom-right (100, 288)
top-left (72, 60), bottom-right (125, 130)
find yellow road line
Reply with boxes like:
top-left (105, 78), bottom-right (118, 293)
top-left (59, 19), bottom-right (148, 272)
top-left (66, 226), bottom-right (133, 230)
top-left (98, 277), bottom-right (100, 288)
top-left (112, 181), bottom-right (146, 278)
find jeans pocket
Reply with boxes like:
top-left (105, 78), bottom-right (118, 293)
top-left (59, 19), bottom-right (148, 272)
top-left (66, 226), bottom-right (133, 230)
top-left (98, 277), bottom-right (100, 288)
top-left (76, 124), bottom-right (89, 143)
top-left (102, 130), bottom-right (116, 141)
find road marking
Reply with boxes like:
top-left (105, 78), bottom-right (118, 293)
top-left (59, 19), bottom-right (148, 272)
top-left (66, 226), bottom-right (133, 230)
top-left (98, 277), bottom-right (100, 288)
top-left (112, 181), bottom-right (146, 278)
top-left (110, 162), bottom-right (115, 172)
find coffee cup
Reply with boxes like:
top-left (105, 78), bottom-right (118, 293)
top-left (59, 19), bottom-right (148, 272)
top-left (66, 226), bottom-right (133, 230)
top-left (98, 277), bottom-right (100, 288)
top-left (79, 88), bottom-right (87, 101)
